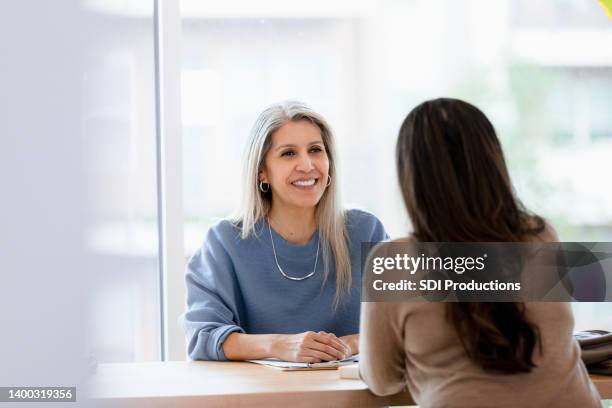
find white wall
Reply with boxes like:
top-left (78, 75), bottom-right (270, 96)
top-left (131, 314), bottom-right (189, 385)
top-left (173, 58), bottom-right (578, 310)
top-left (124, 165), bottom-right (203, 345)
top-left (0, 0), bottom-right (90, 398)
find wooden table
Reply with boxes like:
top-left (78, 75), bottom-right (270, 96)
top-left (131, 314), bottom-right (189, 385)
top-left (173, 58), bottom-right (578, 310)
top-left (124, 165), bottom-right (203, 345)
top-left (87, 361), bottom-right (612, 407)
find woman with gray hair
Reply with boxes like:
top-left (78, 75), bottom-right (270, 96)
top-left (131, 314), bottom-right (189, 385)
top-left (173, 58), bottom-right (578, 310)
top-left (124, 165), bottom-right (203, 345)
top-left (181, 100), bottom-right (387, 362)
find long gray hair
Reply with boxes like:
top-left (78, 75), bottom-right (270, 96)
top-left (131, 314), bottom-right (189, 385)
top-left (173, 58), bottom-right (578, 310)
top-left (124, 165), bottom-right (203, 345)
top-left (236, 100), bottom-right (351, 305)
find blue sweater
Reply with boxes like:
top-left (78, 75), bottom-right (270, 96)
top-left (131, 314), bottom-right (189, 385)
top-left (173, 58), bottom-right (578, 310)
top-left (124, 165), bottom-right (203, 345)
top-left (181, 209), bottom-right (387, 361)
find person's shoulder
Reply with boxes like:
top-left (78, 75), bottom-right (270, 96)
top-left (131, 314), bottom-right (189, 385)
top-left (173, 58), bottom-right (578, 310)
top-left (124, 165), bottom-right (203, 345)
top-left (344, 208), bottom-right (387, 239)
top-left (188, 219), bottom-right (238, 265)
top-left (204, 218), bottom-right (244, 246)
top-left (345, 208), bottom-right (382, 229)
top-left (368, 235), bottom-right (417, 261)
top-left (389, 236), bottom-right (416, 244)
top-left (528, 217), bottom-right (559, 243)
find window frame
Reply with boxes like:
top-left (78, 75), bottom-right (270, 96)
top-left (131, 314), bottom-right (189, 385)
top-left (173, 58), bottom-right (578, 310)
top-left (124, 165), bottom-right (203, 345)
top-left (154, 0), bottom-right (186, 361)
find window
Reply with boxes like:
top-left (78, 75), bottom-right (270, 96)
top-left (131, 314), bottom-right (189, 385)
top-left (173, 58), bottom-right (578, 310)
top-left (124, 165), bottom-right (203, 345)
top-left (80, 0), bottom-right (612, 363)
top-left (83, 0), bottom-right (161, 362)
top-left (180, 0), bottom-right (612, 337)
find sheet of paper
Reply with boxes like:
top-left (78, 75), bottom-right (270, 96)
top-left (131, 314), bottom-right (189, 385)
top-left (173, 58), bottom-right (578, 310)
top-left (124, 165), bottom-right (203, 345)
top-left (248, 355), bottom-right (359, 370)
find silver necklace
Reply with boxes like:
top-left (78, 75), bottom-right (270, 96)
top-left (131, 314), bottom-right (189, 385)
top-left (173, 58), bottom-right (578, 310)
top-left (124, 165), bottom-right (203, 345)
top-left (267, 219), bottom-right (319, 281)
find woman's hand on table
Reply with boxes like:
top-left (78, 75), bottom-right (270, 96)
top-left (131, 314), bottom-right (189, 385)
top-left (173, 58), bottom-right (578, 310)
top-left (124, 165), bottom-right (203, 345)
top-left (271, 331), bottom-right (351, 363)
top-left (338, 334), bottom-right (359, 357)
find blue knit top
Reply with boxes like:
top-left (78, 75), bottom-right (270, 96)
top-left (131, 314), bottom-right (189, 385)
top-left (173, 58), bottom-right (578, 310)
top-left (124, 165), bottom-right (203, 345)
top-left (181, 209), bottom-right (387, 360)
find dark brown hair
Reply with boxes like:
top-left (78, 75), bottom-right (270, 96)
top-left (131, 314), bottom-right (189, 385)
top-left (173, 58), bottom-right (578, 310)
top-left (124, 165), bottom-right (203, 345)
top-left (396, 98), bottom-right (545, 373)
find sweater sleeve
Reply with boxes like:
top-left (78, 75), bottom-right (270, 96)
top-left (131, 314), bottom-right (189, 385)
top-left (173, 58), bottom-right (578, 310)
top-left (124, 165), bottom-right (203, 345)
top-left (180, 224), bottom-right (245, 361)
top-left (359, 301), bottom-right (407, 396)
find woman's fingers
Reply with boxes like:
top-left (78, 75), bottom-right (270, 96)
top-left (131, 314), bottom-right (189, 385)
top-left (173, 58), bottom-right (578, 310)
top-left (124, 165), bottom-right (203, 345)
top-left (300, 348), bottom-right (337, 362)
top-left (291, 331), bottom-right (351, 362)
top-left (297, 333), bottom-right (340, 361)
top-left (314, 331), bottom-right (350, 358)
top-left (329, 336), bottom-right (351, 357)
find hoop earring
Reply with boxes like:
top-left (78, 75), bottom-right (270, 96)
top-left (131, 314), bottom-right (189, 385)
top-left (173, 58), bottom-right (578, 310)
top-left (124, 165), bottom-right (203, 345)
top-left (259, 181), bottom-right (270, 193)
top-left (326, 175), bottom-right (332, 187)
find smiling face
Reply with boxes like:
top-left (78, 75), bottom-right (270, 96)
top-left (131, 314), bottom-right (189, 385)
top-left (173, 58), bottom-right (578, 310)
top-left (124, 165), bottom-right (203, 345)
top-left (259, 119), bottom-right (330, 213)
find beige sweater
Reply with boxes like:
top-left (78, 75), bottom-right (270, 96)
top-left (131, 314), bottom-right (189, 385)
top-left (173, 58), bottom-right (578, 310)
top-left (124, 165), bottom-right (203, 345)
top-left (359, 301), bottom-right (601, 407)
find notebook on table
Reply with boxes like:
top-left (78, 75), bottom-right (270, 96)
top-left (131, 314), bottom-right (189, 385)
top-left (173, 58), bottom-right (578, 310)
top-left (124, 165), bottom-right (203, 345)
top-left (247, 355), bottom-right (359, 371)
